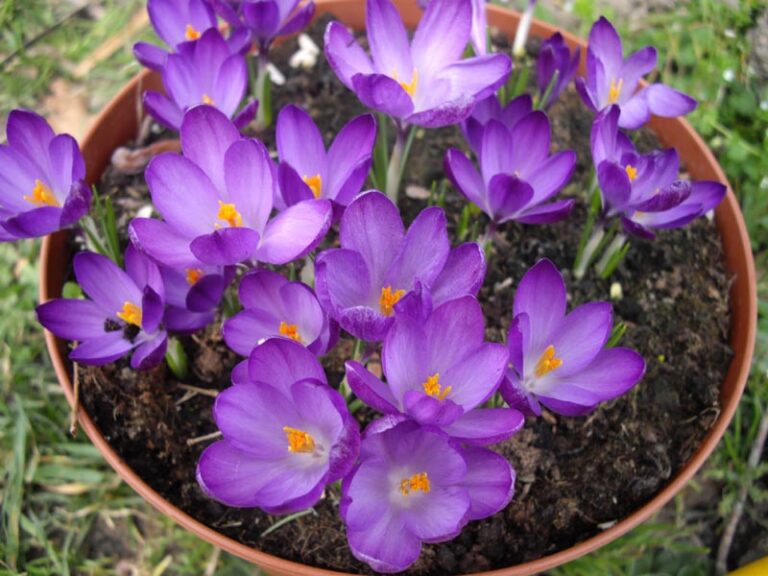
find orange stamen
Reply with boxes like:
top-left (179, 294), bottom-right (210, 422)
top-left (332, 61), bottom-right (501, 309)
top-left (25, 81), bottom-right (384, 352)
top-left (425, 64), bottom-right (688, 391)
top-left (283, 426), bottom-right (316, 453)
top-left (23, 179), bottom-right (59, 207)
top-left (116, 301), bottom-right (142, 327)
top-left (400, 472), bottom-right (430, 496)
top-left (379, 286), bottom-right (406, 317)
top-left (422, 373), bottom-right (452, 401)
top-left (534, 345), bottom-right (563, 378)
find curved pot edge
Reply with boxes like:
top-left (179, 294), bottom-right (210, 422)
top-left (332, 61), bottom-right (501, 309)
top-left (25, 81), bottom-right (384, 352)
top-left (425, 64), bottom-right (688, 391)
top-left (38, 2), bottom-right (757, 575)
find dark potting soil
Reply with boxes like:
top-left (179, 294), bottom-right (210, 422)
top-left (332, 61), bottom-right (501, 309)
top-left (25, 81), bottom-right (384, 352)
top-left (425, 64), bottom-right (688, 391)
top-left (73, 15), bottom-right (732, 575)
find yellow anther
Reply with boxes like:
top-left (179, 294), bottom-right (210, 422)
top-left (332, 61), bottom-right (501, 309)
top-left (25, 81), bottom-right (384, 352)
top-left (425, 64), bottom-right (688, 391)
top-left (185, 24), bottom-right (201, 41)
top-left (202, 94), bottom-right (215, 106)
top-left (534, 345), bottom-right (563, 378)
top-left (393, 69), bottom-right (418, 98)
top-left (379, 286), bottom-right (406, 317)
top-left (283, 426), bottom-right (316, 453)
top-left (217, 201), bottom-right (243, 228)
top-left (422, 373), bottom-right (452, 401)
top-left (302, 174), bottom-right (323, 199)
top-left (400, 472), bottom-right (430, 496)
top-left (116, 301), bottom-right (142, 327)
top-left (23, 179), bottom-right (60, 207)
top-left (279, 321), bottom-right (302, 343)
top-left (608, 78), bottom-right (624, 104)
top-left (625, 164), bottom-right (638, 182)
top-left (185, 268), bottom-right (204, 286)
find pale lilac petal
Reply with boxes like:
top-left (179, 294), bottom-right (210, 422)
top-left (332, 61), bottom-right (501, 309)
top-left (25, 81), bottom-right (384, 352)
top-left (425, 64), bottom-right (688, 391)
top-left (386, 206), bottom-right (449, 289)
top-left (224, 139), bottom-right (274, 232)
top-left (256, 199), bottom-right (332, 264)
top-left (74, 252), bottom-right (142, 315)
top-left (324, 21), bottom-right (374, 90)
top-left (367, 0), bottom-right (412, 77)
top-left (403, 392), bottom-right (464, 427)
top-left (346, 360), bottom-right (399, 413)
top-left (232, 99), bottom-right (258, 130)
top-left (598, 161), bottom-right (632, 211)
top-left (277, 105), bottom-right (326, 179)
top-left (526, 150), bottom-right (576, 203)
top-left (2, 207), bottom-right (62, 238)
top-left (441, 343), bottom-right (508, 410)
top-left (620, 46), bottom-right (657, 91)
top-left (134, 42), bottom-right (167, 71)
top-left (444, 148), bottom-right (486, 208)
top-left (513, 259), bottom-right (566, 354)
top-left (439, 53), bottom-right (512, 103)
top-left (516, 199), bottom-right (575, 224)
top-left (509, 111), bottom-right (550, 171)
top-left (430, 243), bottom-right (486, 305)
top-left (69, 331), bottom-right (134, 365)
top-left (426, 296), bottom-right (486, 370)
top-left (180, 105), bottom-right (241, 194)
top-left (128, 218), bottom-right (200, 269)
top-left (277, 1), bottom-right (315, 37)
top-left (383, 313), bottom-right (429, 406)
top-left (352, 74), bottom-right (414, 119)
top-left (459, 446), bottom-right (515, 520)
top-left (131, 332), bottom-right (167, 369)
top-left (314, 249), bottom-right (372, 312)
top-left (346, 514), bottom-right (420, 573)
top-left (479, 120), bottom-right (512, 182)
top-left (59, 179), bottom-right (92, 227)
top-left (190, 228), bottom-right (260, 265)
top-left (644, 83), bottom-right (697, 119)
top-left (326, 114), bottom-right (377, 199)
top-left (617, 94), bottom-right (651, 130)
top-left (48, 134), bottom-right (85, 193)
top-left (143, 91), bottom-right (183, 131)
top-left (588, 17), bottom-right (623, 80)
top-left (550, 302), bottom-right (613, 375)
top-left (246, 337), bottom-right (327, 391)
top-left (6, 110), bottom-right (55, 173)
top-left (212, 55), bottom-right (248, 117)
top-left (411, 0), bottom-right (471, 72)
top-left (223, 308), bottom-right (280, 356)
top-left (444, 408), bottom-right (524, 447)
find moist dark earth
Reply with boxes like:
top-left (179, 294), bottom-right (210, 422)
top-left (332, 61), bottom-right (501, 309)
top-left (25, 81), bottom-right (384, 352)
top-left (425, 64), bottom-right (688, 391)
top-left (67, 16), bottom-right (732, 575)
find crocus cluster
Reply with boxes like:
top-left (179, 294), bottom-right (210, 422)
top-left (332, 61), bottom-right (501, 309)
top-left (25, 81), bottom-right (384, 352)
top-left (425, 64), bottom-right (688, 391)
top-left (12, 0), bottom-right (732, 573)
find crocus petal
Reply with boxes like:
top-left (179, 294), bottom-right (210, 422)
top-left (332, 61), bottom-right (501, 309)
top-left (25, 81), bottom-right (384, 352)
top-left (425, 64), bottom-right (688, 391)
top-left (620, 46), bottom-right (657, 91)
top-left (146, 153), bottom-right (220, 237)
top-left (140, 286), bottom-right (165, 334)
top-left (405, 485), bottom-right (470, 542)
top-left (143, 91), bottom-right (183, 131)
top-left (411, 0), bottom-right (471, 72)
top-left (346, 360), bottom-right (399, 414)
top-left (314, 249), bottom-right (372, 312)
top-left (232, 99), bottom-right (258, 130)
top-left (129, 218), bottom-right (201, 269)
top-left (430, 243), bottom-right (486, 305)
top-left (59, 180), bottom-right (92, 228)
top-left (324, 21), bottom-right (374, 90)
top-left (277, 105), bottom-right (326, 178)
top-left (223, 308), bottom-right (280, 356)
top-left (124, 245), bottom-right (164, 298)
top-left (246, 337), bottom-right (327, 391)
top-left (590, 105), bottom-right (621, 166)
top-left (526, 150), bottom-right (577, 203)
top-left (598, 161), bottom-right (632, 210)
top-left (352, 74), bottom-right (414, 119)
top-left (549, 302), bottom-right (613, 375)
top-left (616, 94), bottom-right (651, 130)
top-left (366, 0), bottom-right (412, 77)
top-left (459, 446), bottom-right (515, 520)
top-left (190, 228), bottom-right (260, 266)
top-left (197, 439), bottom-right (276, 507)
top-left (180, 105), bottom-right (241, 194)
top-left (133, 42), bottom-right (168, 71)
top-left (277, 1), bottom-right (316, 37)
top-left (326, 114), bottom-right (377, 200)
top-left (69, 331), bottom-right (134, 365)
top-left (509, 111), bottom-right (551, 170)
top-left (516, 198), bottom-right (575, 224)
top-left (441, 343), bottom-right (509, 410)
top-left (164, 306), bottom-right (214, 334)
top-left (382, 314), bottom-right (428, 405)
top-left (6, 110), bottom-right (55, 172)
top-left (255, 199), bottom-right (332, 264)
top-left (506, 312), bottom-right (529, 373)
top-left (278, 162), bottom-right (315, 208)
top-left (340, 191), bottom-right (405, 288)
top-left (426, 296), bottom-right (486, 369)
top-left (36, 299), bottom-right (108, 341)
top-left (444, 148), bottom-right (486, 208)
top-left (444, 408), bottom-right (524, 446)
top-left (480, 119), bottom-right (512, 182)
top-left (588, 17), bottom-right (623, 80)
top-left (440, 53), bottom-right (512, 104)
top-left (1, 207), bottom-right (62, 238)
top-left (241, 1), bottom-right (280, 40)
top-left (644, 83), bottom-right (697, 119)
top-left (386, 206), bottom-right (449, 290)
top-left (541, 347), bottom-right (645, 406)
top-left (212, 54), bottom-right (248, 117)
top-left (48, 134), bottom-right (85, 193)
top-left (403, 391), bottom-right (463, 427)
top-left (74, 252), bottom-right (142, 315)
top-left (346, 514), bottom-right (421, 574)
top-left (513, 258), bottom-right (566, 355)
top-left (488, 174), bottom-right (535, 222)
top-left (187, 273), bottom-right (227, 312)
top-left (224, 139), bottom-right (274, 233)
top-left (131, 333), bottom-right (168, 370)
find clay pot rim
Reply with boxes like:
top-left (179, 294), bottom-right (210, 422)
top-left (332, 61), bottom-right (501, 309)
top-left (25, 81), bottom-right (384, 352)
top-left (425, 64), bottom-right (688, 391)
top-left (39, 1), bottom-right (757, 575)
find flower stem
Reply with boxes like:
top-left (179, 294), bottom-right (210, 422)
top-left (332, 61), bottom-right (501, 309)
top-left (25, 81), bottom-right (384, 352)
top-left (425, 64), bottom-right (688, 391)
top-left (595, 233), bottom-right (629, 279)
top-left (573, 225), bottom-right (605, 280)
top-left (385, 122), bottom-right (414, 203)
top-left (572, 173), bottom-right (601, 279)
top-left (255, 51), bottom-right (272, 129)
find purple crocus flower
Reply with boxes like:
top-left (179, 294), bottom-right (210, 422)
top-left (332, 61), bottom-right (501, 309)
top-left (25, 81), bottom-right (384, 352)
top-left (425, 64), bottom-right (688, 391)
top-left (208, 0), bottom-right (315, 52)
top-left (276, 105), bottom-right (376, 211)
top-left (592, 106), bottom-right (726, 238)
top-left (36, 248), bottom-right (167, 369)
top-left (500, 259), bottom-right (645, 416)
top-left (0, 110), bottom-right (91, 241)
top-left (314, 191), bottom-right (484, 342)
top-left (143, 29), bottom-right (257, 132)
top-left (324, 0), bottom-right (511, 128)
top-left (346, 296), bottom-right (523, 444)
top-left (576, 16), bottom-right (697, 129)
top-left (461, 94), bottom-right (532, 155)
top-left (134, 0), bottom-right (252, 71)
top-left (197, 338), bottom-right (359, 513)
top-left (160, 264), bottom-right (233, 333)
top-left (445, 111), bottom-right (576, 225)
top-left (129, 105), bottom-right (332, 267)
top-left (222, 269), bottom-right (337, 357)
top-left (537, 32), bottom-right (580, 109)
top-left (341, 419), bottom-right (515, 573)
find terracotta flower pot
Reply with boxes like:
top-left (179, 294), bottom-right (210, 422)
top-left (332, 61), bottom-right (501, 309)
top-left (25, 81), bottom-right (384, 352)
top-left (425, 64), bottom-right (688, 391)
top-left (39, 1), bottom-right (757, 574)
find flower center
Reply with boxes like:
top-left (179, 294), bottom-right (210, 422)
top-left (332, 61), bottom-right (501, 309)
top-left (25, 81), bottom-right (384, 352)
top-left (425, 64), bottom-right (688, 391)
top-left (185, 268), bottom-right (204, 285)
top-left (279, 321), bottom-right (302, 343)
top-left (379, 286), bottom-right (406, 317)
top-left (400, 472), bottom-right (430, 496)
top-left (202, 94), bottom-right (215, 106)
top-left (393, 69), bottom-right (418, 98)
top-left (116, 301), bottom-right (142, 327)
top-left (534, 344), bottom-right (563, 378)
top-left (422, 373), bottom-right (452, 401)
top-left (625, 164), bottom-right (638, 182)
top-left (608, 78), bottom-right (624, 104)
top-left (23, 179), bottom-right (59, 207)
top-left (302, 174), bottom-right (323, 199)
top-left (283, 426), bottom-right (316, 453)
top-left (185, 24), bottom-right (201, 41)
top-left (217, 201), bottom-right (243, 228)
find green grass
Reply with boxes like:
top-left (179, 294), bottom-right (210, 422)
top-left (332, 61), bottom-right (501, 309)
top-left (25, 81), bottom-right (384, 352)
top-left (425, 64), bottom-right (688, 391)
top-left (1, 0), bottom-right (767, 574)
